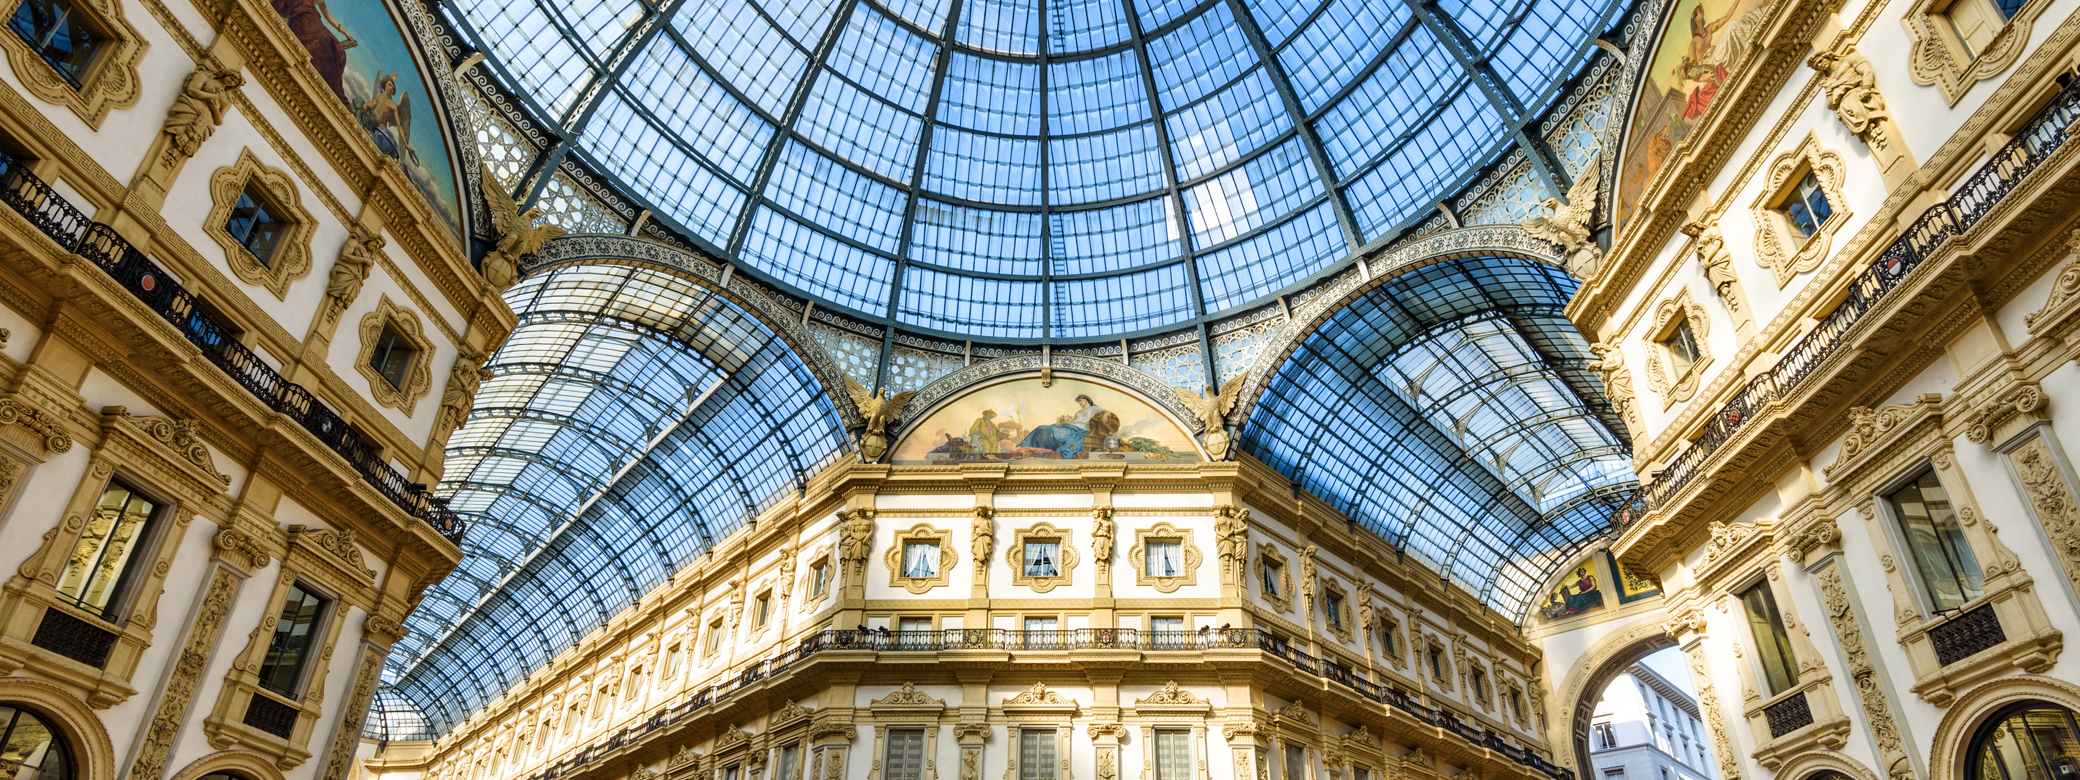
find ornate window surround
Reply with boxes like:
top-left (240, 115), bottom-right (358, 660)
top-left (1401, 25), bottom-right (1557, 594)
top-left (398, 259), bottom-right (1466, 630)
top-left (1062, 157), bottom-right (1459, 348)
top-left (1503, 681), bottom-right (1530, 729)
top-left (867, 683), bottom-right (946, 780)
top-left (1459, 650), bottom-right (1493, 710)
top-left (1001, 683), bottom-right (1077, 780)
top-left (204, 149), bottom-right (318, 299)
top-left (1129, 682), bottom-right (1211, 780)
top-left (1642, 287), bottom-right (1713, 408)
top-left (1718, 566), bottom-right (1852, 767)
top-left (1378, 612), bottom-right (1407, 669)
top-left (0, 0), bottom-right (145, 127)
top-left (1317, 579), bottom-right (1354, 643)
top-left (1007, 522), bottom-right (1078, 593)
top-left (1750, 133), bottom-right (1851, 287)
top-left (1821, 395), bottom-right (2064, 707)
top-left (798, 545), bottom-right (834, 612)
top-left (1423, 635), bottom-right (1454, 692)
top-left (1903, 0), bottom-right (2051, 106)
top-left (1255, 543), bottom-right (1293, 613)
top-left (1128, 522), bottom-right (1201, 593)
top-left (354, 296), bottom-right (436, 415)
top-left (885, 524), bottom-right (956, 595)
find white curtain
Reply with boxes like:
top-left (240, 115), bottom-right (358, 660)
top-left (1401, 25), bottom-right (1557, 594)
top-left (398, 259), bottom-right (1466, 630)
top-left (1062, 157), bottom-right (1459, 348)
top-left (1148, 541), bottom-right (1181, 576)
top-left (1024, 542), bottom-right (1059, 576)
top-left (903, 542), bottom-right (936, 577)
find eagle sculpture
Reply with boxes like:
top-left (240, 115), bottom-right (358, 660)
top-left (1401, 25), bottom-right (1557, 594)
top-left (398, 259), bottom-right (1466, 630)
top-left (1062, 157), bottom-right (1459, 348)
top-left (842, 376), bottom-right (917, 462)
top-left (478, 164), bottom-right (566, 293)
top-left (1173, 375), bottom-right (1248, 460)
top-left (1521, 153), bottom-right (1604, 280)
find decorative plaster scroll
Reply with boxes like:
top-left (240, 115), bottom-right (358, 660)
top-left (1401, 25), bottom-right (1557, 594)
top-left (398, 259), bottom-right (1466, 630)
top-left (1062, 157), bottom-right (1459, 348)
top-left (1815, 565), bottom-right (1915, 780)
top-left (871, 683), bottom-right (944, 709)
top-left (320, 653), bottom-right (384, 780)
top-left (2007, 436), bottom-right (2080, 601)
top-left (0, 397), bottom-right (72, 453)
top-left (126, 415), bottom-right (231, 486)
top-left (1964, 383), bottom-right (2043, 444)
top-left (1685, 644), bottom-right (1743, 780)
top-left (1751, 134), bottom-right (1851, 287)
top-left (1642, 288), bottom-right (1713, 407)
top-left (129, 567), bottom-right (239, 780)
top-left (1003, 682), bottom-right (1076, 707)
top-left (301, 527), bottom-right (376, 580)
top-left (1828, 396), bottom-right (1944, 478)
top-left (212, 529), bottom-right (270, 571)
top-left (1136, 682), bottom-right (1206, 706)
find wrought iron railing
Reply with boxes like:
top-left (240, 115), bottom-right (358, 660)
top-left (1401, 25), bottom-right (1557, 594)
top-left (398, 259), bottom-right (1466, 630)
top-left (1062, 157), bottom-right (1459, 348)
top-left (1641, 76), bottom-right (2080, 511)
top-left (505, 628), bottom-right (1571, 780)
top-left (0, 152), bottom-right (465, 543)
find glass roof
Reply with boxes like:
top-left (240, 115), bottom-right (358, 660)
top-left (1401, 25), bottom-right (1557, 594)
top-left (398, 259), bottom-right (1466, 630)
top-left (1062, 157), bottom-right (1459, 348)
top-left (1241, 256), bottom-right (1635, 616)
top-left (443, 0), bottom-right (1623, 338)
top-left (384, 264), bottom-right (850, 734)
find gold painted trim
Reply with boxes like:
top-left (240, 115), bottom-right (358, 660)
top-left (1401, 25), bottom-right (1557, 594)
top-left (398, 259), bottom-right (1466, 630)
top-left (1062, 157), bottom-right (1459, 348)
top-left (203, 149), bottom-right (317, 300)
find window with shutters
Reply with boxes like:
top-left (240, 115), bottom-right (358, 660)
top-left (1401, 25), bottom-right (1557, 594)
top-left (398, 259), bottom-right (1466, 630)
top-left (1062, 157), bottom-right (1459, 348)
top-left (1155, 730), bottom-right (1192, 780)
top-left (1019, 729), bottom-right (1058, 780)
top-left (884, 729), bottom-right (926, 780)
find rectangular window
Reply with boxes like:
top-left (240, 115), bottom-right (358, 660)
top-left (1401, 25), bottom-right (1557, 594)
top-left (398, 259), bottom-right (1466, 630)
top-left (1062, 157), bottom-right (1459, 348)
top-left (368, 324), bottom-right (418, 390)
top-left (1019, 729), bottom-right (1058, 780)
top-left (1469, 668), bottom-right (1487, 700)
top-left (1604, 771), bottom-right (1626, 780)
top-left (1262, 562), bottom-right (1281, 596)
top-left (225, 185), bottom-right (290, 267)
top-left (884, 729), bottom-right (926, 780)
top-left (1778, 171), bottom-right (1834, 242)
top-left (1885, 470), bottom-right (1985, 612)
top-left (56, 481), bottom-right (162, 619)
top-left (664, 644), bottom-right (681, 678)
top-left (592, 685), bottom-right (608, 720)
top-left (1151, 615), bottom-right (1184, 633)
top-left (1428, 646), bottom-right (1444, 680)
top-left (812, 561), bottom-right (830, 596)
top-left (1353, 770), bottom-right (1368, 780)
top-left (1323, 593), bottom-right (1343, 628)
top-left (1739, 581), bottom-right (1801, 696)
top-left (7, 0), bottom-right (101, 87)
top-left (902, 541), bottom-right (939, 578)
top-left (1593, 724), bottom-right (1616, 748)
top-left (756, 593), bottom-right (772, 626)
top-left (1382, 623), bottom-right (1397, 656)
top-left (723, 764), bottom-right (740, 780)
top-left (897, 616), bottom-right (932, 648)
top-left (1024, 616), bottom-right (1059, 649)
top-left (1284, 744), bottom-right (1306, 780)
top-left (1145, 540), bottom-right (1182, 576)
top-left (1155, 730), bottom-right (1192, 780)
top-left (256, 583), bottom-right (328, 698)
top-left (1023, 541), bottom-right (1060, 577)
top-left (1661, 320), bottom-right (1701, 376)
top-left (565, 704), bottom-right (580, 734)
top-left (1510, 690), bottom-right (1525, 720)
top-left (706, 621), bottom-right (723, 655)
top-left (775, 744), bottom-right (800, 780)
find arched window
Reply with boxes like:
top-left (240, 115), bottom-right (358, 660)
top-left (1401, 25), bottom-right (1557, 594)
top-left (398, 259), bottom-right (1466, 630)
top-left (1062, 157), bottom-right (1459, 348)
top-left (1970, 702), bottom-right (2080, 780)
top-left (0, 706), bottom-right (72, 780)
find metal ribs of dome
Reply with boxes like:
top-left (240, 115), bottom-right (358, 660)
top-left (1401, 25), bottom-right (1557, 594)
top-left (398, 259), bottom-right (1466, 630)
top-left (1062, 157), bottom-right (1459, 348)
top-left (441, 0), bottom-right (1627, 342)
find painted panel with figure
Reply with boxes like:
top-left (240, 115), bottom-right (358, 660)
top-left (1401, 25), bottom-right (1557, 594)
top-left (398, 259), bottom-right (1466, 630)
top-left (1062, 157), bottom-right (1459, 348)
top-left (1613, 0), bottom-right (1773, 232)
top-left (891, 377), bottom-right (1202, 464)
top-left (1539, 560), bottom-right (1605, 621)
top-left (270, 0), bottom-right (465, 244)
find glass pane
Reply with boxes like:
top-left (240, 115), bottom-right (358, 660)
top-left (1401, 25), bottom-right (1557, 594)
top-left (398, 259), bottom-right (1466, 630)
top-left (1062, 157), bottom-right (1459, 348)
top-left (1021, 730), bottom-right (1057, 780)
top-left (1157, 731), bottom-right (1191, 780)
top-left (56, 482), bottom-right (158, 616)
top-left (1739, 583), bottom-right (1798, 695)
top-left (902, 542), bottom-right (938, 577)
top-left (1147, 541), bottom-right (1181, 576)
top-left (886, 731), bottom-right (925, 780)
top-left (257, 584), bottom-right (328, 697)
top-left (1886, 471), bottom-right (1985, 611)
top-left (1024, 542), bottom-right (1059, 576)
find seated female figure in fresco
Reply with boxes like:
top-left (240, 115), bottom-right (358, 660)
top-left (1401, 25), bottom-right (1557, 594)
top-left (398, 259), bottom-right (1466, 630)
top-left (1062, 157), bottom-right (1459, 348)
top-left (1016, 395), bottom-right (1112, 457)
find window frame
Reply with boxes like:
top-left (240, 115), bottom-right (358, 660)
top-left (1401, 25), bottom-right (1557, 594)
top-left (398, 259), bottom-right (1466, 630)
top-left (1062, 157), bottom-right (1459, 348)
top-left (1736, 577), bottom-right (1801, 697)
top-left (1007, 522), bottom-right (1077, 593)
top-left (1876, 466), bottom-right (1986, 615)
top-left (252, 579), bottom-right (333, 700)
top-left (203, 150), bottom-right (317, 298)
top-left (55, 477), bottom-right (172, 623)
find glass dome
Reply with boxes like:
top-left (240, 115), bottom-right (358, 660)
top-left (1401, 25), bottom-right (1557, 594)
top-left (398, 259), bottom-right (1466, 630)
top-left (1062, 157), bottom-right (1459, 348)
top-left (444, 0), bottom-right (1621, 339)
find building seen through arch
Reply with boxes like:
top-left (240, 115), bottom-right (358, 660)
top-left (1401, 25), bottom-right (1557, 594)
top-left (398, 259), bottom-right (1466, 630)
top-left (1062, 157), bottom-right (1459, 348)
top-left (0, 0), bottom-right (2073, 780)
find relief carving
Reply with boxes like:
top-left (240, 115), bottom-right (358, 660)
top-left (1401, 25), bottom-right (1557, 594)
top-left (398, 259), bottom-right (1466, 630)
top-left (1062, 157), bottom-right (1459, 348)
top-left (2009, 436), bottom-right (2080, 597)
top-left (1816, 566), bottom-right (1915, 780)
top-left (161, 63), bottom-right (244, 164)
top-left (128, 567), bottom-right (239, 780)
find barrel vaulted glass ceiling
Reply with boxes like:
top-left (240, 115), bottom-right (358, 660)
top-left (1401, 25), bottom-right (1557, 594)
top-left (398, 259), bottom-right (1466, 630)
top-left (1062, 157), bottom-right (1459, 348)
top-left (1241, 256), bottom-right (1635, 614)
top-left (442, 0), bottom-right (1626, 339)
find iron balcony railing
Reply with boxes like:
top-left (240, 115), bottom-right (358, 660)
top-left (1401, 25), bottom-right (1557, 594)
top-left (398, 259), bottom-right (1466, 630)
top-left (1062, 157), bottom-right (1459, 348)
top-left (0, 152), bottom-right (465, 544)
top-left (1639, 75), bottom-right (2080, 513)
top-left (508, 628), bottom-right (1571, 780)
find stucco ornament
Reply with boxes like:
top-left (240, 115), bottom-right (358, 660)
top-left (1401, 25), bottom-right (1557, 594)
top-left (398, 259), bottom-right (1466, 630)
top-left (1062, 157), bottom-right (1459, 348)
top-left (1173, 375), bottom-right (1247, 459)
top-left (1091, 508), bottom-right (1114, 572)
top-left (162, 63), bottom-right (244, 162)
top-left (479, 163), bottom-right (567, 293)
top-left (1519, 153), bottom-right (1603, 280)
top-left (1586, 342), bottom-right (1639, 436)
top-left (970, 507), bottom-right (995, 567)
top-left (838, 508), bottom-right (875, 574)
top-left (1685, 217), bottom-right (1742, 313)
top-left (840, 376), bottom-right (916, 462)
top-left (1811, 47), bottom-right (1891, 150)
top-left (325, 226), bottom-right (385, 319)
top-left (440, 349), bottom-right (494, 438)
top-left (1214, 505), bottom-right (1250, 581)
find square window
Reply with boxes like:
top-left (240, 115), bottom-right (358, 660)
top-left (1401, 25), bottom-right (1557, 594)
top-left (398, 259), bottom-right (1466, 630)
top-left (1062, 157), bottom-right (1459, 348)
top-left (1660, 320), bottom-right (1701, 377)
top-left (8, 0), bottom-right (102, 87)
top-left (1023, 540), bottom-right (1060, 577)
top-left (224, 185), bottom-right (290, 267)
top-left (901, 541), bottom-right (939, 578)
top-left (1776, 171), bottom-right (1834, 244)
top-left (368, 324), bottom-right (418, 390)
top-left (1145, 540), bottom-right (1182, 576)
top-left (706, 621), bottom-right (724, 655)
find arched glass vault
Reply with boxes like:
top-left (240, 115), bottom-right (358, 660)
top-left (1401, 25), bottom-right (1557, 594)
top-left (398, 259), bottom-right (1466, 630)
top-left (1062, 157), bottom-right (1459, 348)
top-left (384, 264), bottom-right (850, 734)
top-left (1241, 255), bottom-right (1636, 616)
top-left (438, 0), bottom-right (1630, 341)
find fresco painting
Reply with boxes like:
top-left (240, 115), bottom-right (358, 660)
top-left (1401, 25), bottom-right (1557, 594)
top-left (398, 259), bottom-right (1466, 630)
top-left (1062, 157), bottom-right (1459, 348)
top-left (1613, 0), bottom-right (1774, 232)
top-left (271, 0), bottom-right (465, 244)
top-left (891, 377), bottom-right (1202, 464)
top-left (1607, 550), bottom-right (1663, 603)
top-left (1539, 560), bottom-right (1605, 621)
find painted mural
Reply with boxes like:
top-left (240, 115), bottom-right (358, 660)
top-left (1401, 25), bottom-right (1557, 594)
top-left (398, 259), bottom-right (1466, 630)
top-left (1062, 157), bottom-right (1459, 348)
top-left (271, 0), bottom-right (465, 244)
top-left (890, 377), bottom-right (1201, 464)
top-left (1539, 561), bottom-right (1605, 621)
top-left (1613, 0), bottom-right (1774, 232)
top-left (1606, 550), bottom-right (1662, 603)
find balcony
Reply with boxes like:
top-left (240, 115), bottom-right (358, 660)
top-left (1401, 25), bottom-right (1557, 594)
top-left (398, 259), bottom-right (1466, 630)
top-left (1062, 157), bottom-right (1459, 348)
top-left (1633, 76), bottom-right (2080, 518)
top-left (0, 152), bottom-right (465, 544)
top-left (510, 628), bottom-right (1571, 780)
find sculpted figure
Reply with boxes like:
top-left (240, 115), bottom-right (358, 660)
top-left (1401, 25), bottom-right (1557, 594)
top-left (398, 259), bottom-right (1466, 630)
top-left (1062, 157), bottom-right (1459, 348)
top-left (1587, 341), bottom-right (1640, 435)
top-left (1812, 48), bottom-right (1889, 146)
top-left (1091, 507), bottom-right (1114, 568)
top-left (326, 226), bottom-right (385, 314)
top-left (1521, 153), bottom-right (1604, 280)
top-left (163, 64), bottom-right (244, 161)
top-left (438, 350), bottom-right (493, 437)
top-left (970, 507), bottom-right (995, 566)
top-left (1214, 506), bottom-right (1250, 579)
top-left (478, 163), bottom-right (566, 293)
top-left (838, 509), bottom-right (875, 570)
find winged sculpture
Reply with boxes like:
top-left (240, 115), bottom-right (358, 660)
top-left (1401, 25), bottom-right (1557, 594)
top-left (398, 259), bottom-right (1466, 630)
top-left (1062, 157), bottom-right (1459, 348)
top-left (1520, 152), bottom-right (1604, 280)
top-left (1173, 374), bottom-right (1248, 460)
top-left (478, 164), bottom-right (566, 293)
top-left (842, 376), bottom-right (917, 462)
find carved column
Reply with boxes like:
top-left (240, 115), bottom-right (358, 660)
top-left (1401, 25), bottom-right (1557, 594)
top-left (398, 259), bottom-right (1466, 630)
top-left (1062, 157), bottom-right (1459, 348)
top-left (1810, 553), bottom-right (1921, 780)
top-left (1809, 44), bottom-right (1917, 190)
top-left (126, 564), bottom-right (245, 780)
top-left (1670, 615), bottom-right (1746, 780)
top-left (1998, 427), bottom-right (2080, 607)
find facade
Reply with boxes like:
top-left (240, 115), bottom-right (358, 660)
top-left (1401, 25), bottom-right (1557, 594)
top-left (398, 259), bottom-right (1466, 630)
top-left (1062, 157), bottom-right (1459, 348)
top-left (1586, 664), bottom-right (1714, 780)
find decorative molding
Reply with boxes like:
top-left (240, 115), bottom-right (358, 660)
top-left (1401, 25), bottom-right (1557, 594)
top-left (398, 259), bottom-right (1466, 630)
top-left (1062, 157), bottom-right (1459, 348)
top-left (0, 0), bottom-right (146, 127)
top-left (869, 683), bottom-right (944, 711)
top-left (1318, 578), bottom-right (1355, 643)
top-left (212, 529), bottom-right (271, 571)
top-left (2005, 435), bottom-right (2080, 610)
top-left (1903, 0), bottom-right (2050, 105)
top-left (1135, 682), bottom-right (1206, 707)
top-left (130, 567), bottom-right (241, 780)
top-left (1964, 383), bottom-right (2043, 444)
top-left (353, 296), bottom-right (436, 416)
top-left (1751, 133), bottom-right (1851, 287)
top-left (1002, 682), bottom-right (1077, 710)
top-left (773, 700), bottom-right (813, 728)
top-left (1815, 565), bottom-right (1915, 780)
top-left (1254, 543), bottom-right (1294, 613)
top-left (1006, 522), bottom-right (1077, 593)
top-left (1642, 287), bottom-right (1713, 407)
top-left (125, 415), bottom-right (231, 487)
top-left (884, 524), bottom-right (955, 595)
top-left (204, 149), bottom-right (318, 300)
top-left (1827, 395), bottom-right (1944, 479)
top-left (320, 653), bottom-right (384, 780)
top-left (0, 397), bottom-right (73, 453)
top-left (301, 528), bottom-right (375, 581)
top-left (1127, 522), bottom-right (1201, 593)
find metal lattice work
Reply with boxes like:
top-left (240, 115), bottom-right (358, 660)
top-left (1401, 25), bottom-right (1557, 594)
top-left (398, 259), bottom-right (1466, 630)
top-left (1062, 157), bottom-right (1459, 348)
top-left (384, 264), bottom-right (850, 735)
top-left (439, 0), bottom-right (1628, 340)
top-left (1241, 256), bottom-right (1636, 617)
